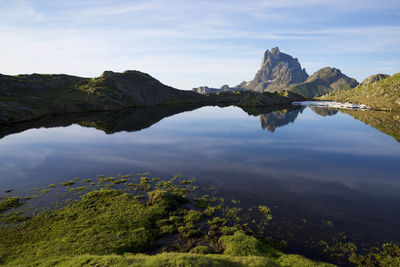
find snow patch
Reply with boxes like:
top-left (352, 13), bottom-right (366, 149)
top-left (292, 101), bottom-right (370, 110)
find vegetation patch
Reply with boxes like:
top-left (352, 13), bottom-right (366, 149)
top-left (1, 173), bottom-right (395, 266)
top-left (0, 197), bottom-right (21, 214)
top-left (320, 72), bottom-right (400, 112)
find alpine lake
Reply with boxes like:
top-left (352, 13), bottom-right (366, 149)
top-left (1, 103), bottom-right (400, 264)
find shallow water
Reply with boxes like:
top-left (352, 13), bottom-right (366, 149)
top-left (1, 105), bottom-right (400, 258)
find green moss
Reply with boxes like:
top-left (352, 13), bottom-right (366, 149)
top-left (99, 177), bottom-right (116, 182)
top-left (219, 231), bottom-right (334, 266)
top-left (194, 198), bottom-right (209, 209)
top-left (61, 181), bottom-right (74, 187)
top-left (220, 226), bottom-right (240, 235)
top-left (0, 189), bottom-right (168, 264)
top-left (204, 206), bottom-right (216, 217)
top-left (185, 229), bottom-right (202, 238)
top-left (190, 246), bottom-right (212, 254)
top-left (0, 175), bottom-right (339, 267)
top-left (113, 179), bottom-right (127, 184)
top-left (40, 188), bottom-right (50, 195)
top-left (0, 197), bottom-right (21, 214)
top-left (258, 206), bottom-right (272, 221)
top-left (0, 213), bottom-right (28, 224)
top-left (184, 210), bottom-right (203, 223)
top-left (220, 231), bottom-right (279, 257)
top-left (160, 225), bottom-right (175, 235)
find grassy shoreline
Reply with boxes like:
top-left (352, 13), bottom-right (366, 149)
top-left (1, 174), bottom-right (399, 266)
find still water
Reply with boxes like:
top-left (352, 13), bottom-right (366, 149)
top-left (1, 105), bottom-right (399, 256)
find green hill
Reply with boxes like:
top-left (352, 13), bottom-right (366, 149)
top-left (320, 73), bottom-right (400, 111)
top-left (287, 67), bottom-right (358, 98)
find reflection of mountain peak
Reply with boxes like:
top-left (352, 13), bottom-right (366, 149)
top-left (309, 106), bottom-right (338, 117)
top-left (258, 107), bottom-right (305, 132)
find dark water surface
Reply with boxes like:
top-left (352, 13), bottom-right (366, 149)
top-left (1, 105), bottom-right (400, 258)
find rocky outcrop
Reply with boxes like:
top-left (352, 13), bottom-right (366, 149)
top-left (360, 74), bottom-right (390, 86)
top-left (243, 47), bottom-right (309, 92)
top-left (192, 86), bottom-right (221, 94)
top-left (193, 47), bottom-right (308, 94)
top-left (192, 84), bottom-right (245, 94)
top-left (287, 67), bottom-right (359, 98)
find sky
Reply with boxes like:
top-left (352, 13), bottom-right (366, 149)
top-left (1, 0), bottom-right (399, 90)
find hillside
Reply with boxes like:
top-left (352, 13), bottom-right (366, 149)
top-left (0, 70), bottom-right (204, 124)
top-left (320, 73), bottom-right (400, 111)
top-left (287, 67), bottom-right (359, 98)
top-left (0, 70), bottom-right (306, 124)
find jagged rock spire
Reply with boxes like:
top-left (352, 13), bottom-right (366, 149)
top-left (244, 47), bottom-right (309, 92)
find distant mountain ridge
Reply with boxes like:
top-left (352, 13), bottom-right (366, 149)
top-left (193, 47), bottom-right (359, 98)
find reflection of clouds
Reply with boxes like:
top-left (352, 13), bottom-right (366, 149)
top-left (0, 105), bottom-right (399, 201)
top-left (0, 147), bottom-right (54, 190)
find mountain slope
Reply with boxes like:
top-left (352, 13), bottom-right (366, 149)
top-left (287, 67), bottom-right (359, 98)
top-left (320, 73), bottom-right (400, 111)
top-left (0, 70), bottom-right (204, 124)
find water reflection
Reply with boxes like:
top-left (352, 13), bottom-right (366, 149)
top-left (309, 106), bottom-right (339, 117)
top-left (1, 104), bottom-right (399, 144)
top-left (259, 107), bottom-right (305, 132)
top-left (0, 105), bottom-right (203, 139)
top-left (0, 105), bottom-right (400, 261)
top-left (341, 109), bottom-right (400, 142)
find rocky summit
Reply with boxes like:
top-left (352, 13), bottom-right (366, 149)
top-left (192, 47), bottom-right (309, 94)
top-left (242, 47), bottom-right (309, 92)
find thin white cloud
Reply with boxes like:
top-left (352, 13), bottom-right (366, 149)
top-left (0, 0), bottom-right (43, 22)
top-left (82, 2), bottom-right (159, 16)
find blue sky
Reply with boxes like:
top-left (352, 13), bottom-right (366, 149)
top-left (1, 0), bottom-right (399, 89)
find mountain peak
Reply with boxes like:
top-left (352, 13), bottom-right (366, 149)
top-left (270, 46), bottom-right (280, 55)
top-left (245, 47), bottom-right (308, 91)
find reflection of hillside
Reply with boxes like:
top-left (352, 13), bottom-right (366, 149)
top-left (309, 106), bottom-right (338, 117)
top-left (341, 109), bottom-right (400, 142)
top-left (259, 107), bottom-right (305, 132)
top-left (0, 105), bottom-right (203, 140)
